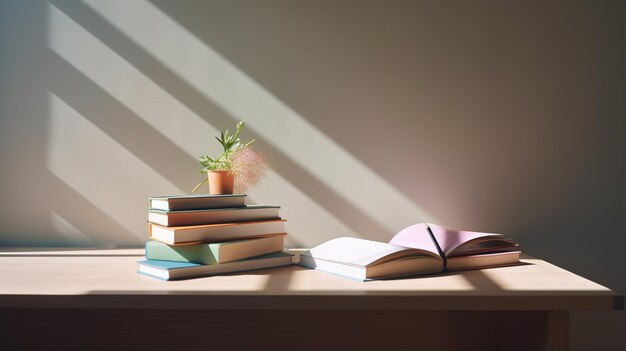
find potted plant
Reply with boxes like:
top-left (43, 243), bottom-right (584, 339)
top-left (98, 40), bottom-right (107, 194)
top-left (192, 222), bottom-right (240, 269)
top-left (193, 121), bottom-right (265, 194)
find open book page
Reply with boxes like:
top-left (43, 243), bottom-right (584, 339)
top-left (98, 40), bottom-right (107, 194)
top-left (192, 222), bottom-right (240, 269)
top-left (302, 237), bottom-right (426, 267)
top-left (388, 223), bottom-right (441, 257)
top-left (427, 223), bottom-right (507, 256)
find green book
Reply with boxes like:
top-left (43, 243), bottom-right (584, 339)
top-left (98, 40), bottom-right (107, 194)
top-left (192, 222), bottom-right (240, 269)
top-left (138, 252), bottom-right (294, 281)
top-left (145, 235), bottom-right (285, 265)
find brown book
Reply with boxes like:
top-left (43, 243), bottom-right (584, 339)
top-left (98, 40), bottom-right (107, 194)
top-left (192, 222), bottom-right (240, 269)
top-left (149, 219), bottom-right (286, 245)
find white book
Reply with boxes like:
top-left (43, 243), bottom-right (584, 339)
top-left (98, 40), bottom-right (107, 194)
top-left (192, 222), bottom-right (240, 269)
top-left (298, 237), bottom-right (443, 281)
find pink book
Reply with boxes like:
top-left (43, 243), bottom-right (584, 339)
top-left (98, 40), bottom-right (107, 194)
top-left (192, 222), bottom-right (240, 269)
top-left (389, 223), bottom-right (520, 271)
top-left (299, 223), bottom-right (522, 281)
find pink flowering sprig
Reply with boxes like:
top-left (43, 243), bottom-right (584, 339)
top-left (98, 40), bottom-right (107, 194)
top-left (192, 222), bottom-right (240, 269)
top-left (193, 121), bottom-right (267, 193)
top-left (230, 147), bottom-right (266, 193)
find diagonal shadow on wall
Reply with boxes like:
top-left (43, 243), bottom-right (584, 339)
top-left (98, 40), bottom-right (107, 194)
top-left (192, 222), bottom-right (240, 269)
top-left (46, 171), bottom-right (140, 246)
top-left (49, 0), bottom-right (391, 239)
top-left (46, 50), bottom-right (199, 190)
top-left (1, 0), bottom-right (146, 247)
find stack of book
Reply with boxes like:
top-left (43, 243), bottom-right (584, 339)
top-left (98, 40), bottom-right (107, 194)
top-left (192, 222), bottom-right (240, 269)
top-left (138, 194), bottom-right (292, 280)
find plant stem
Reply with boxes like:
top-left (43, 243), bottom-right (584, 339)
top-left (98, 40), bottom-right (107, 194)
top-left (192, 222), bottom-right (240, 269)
top-left (192, 178), bottom-right (208, 193)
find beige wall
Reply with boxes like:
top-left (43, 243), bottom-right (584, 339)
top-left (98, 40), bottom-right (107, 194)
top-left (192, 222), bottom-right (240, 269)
top-left (1, 0), bottom-right (624, 348)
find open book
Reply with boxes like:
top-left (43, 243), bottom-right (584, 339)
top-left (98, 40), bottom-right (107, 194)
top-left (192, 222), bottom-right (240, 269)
top-left (298, 223), bottom-right (520, 281)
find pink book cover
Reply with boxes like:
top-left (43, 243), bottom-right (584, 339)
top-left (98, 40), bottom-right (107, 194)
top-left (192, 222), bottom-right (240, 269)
top-left (427, 223), bottom-right (503, 256)
top-left (389, 223), bottom-right (503, 257)
top-left (388, 223), bottom-right (440, 256)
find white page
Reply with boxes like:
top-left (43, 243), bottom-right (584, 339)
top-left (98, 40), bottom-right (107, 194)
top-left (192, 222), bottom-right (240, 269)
top-left (302, 237), bottom-right (409, 267)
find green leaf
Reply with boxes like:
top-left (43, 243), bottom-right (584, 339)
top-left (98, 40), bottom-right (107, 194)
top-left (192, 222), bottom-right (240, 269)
top-left (195, 121), bottom-right (254, 184)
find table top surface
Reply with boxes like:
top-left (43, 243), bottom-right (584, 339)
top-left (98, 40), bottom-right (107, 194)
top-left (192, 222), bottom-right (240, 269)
top-left (0, 248), bottom-right (622, 311)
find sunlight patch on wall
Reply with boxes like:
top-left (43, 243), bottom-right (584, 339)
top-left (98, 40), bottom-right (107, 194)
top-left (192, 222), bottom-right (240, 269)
top-left (47, 1), bottom-right (211, 158)
top-left (249, 169), bottom-right (360, 247)
top-left (50, 211), bottom-right (96, 246)
top-left (46, 1), bottom-right (360, 244)
top-left (81, 0), bottom-right (437, 234)
top-left (46, 92), bottom-right (182, 240)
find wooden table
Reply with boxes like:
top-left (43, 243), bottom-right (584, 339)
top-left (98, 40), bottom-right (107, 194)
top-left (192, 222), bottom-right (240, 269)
top-left (0, 249), bottom-right (622, 351)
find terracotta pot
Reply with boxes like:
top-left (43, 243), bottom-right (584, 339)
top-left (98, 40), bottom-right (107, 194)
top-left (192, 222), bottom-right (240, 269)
top-left (207, 170), bottom-right (235, 195)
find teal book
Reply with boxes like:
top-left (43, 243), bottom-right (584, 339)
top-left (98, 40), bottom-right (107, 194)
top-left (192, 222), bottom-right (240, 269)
top-left (149, 194), bottom-right (246, 211)
top-left (145, 234), bottom-right (285, 265)
top-left (138, 252), bottom-right (294, 280)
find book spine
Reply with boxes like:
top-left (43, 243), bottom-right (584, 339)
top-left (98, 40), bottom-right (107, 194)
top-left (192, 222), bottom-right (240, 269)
top-left (426, 225), bottom-right (447, 269)
top-left (145, 242), bottom-right (218, 265)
